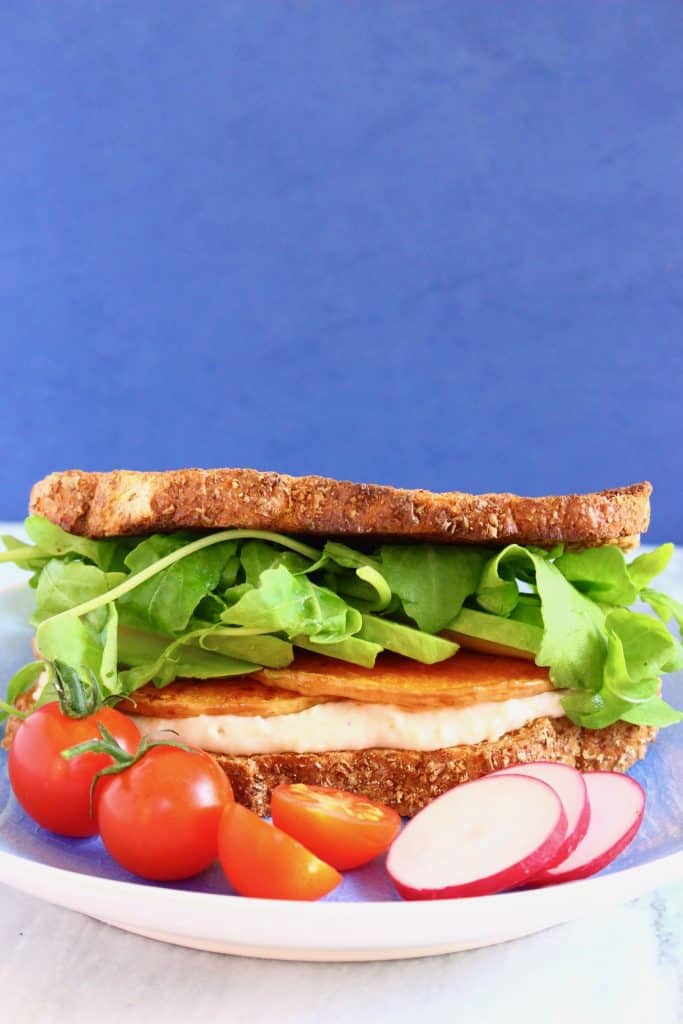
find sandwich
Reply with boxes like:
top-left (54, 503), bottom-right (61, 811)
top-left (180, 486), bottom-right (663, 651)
top-left (2, 468), bottom-right (682, 816)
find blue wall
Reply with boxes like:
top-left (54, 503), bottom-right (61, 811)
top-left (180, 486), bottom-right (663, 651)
top-left (1, 2), bottom-right (682, 539)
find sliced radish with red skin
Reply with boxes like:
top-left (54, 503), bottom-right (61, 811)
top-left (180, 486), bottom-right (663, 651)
top-left (386, 774), bottom-right (568, 900)
top-left (492, 762), bottom-right (590, 867)
top-left (529, 772), bottom-right (645, 887)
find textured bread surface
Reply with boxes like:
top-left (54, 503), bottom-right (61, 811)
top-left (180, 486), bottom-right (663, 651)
top-left (192, 716), bottom-right (655, 817)
top-left (29, 468), bottom-right (651, 546)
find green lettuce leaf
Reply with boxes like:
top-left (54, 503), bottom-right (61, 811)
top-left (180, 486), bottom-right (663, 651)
top-left (475, 549), bottom-right (522, 616)
top-left (606, 607), bottom-right (683, 677)
top-left (641, 588), bottom-right (683, 634)
top-left (379, 545), bottom-right (487, 633)
top-left (554, 546), bottom-right (638, 606)
top-left (620, 697), bottom-right (683, 726)
top-left (628, 543), bottom-right (674, 590)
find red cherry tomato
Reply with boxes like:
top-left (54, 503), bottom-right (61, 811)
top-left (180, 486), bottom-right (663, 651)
top-left (8, 703), bottom-right (141, 837)
top-left (271, 784), bottom-right (402, 870)
top-left (218, 802), bottom-right (342, 900)
top-left (94, 746), bottom-right (233, 880)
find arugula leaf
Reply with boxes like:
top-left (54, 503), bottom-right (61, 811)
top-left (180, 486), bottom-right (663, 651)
top-left (379, 545), bottom-right (486, 633)
top-left (118, 534), bottom-right (236, 634)
top-left (35, 602), bottom-right (121, 697)
top-left (240, 540), bottom-right (311, 585)
top-left (306, 543), bottom-right (392, 612)
top-left (0, 661), bottom-right (49, 724)
top-left (32, 559), bottom-right (125, 625)
top-left (117, 628), bottom-right (259, 691)
top-left (24, 515), bottom-right (129, 571)
top-left (222, 566), bottom-right (362, 644)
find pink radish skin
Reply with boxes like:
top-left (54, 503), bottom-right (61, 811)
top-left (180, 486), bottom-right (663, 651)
top-left (492, 762), bottom-right (590, 867)
top-left (387, 774), bottom-right (568, 900)
top-left (529, 771), bottom-right (645, 887)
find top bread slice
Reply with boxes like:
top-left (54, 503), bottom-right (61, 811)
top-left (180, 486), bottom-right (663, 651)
top-left (29, 468), bottom-right (652, 547)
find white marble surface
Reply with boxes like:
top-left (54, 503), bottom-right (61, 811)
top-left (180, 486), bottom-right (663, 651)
top-left (1, 527), bottom-right (682, 1023)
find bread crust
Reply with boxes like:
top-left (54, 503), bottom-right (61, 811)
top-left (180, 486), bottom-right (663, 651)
top-left (29, 468), bottom-right (651, 546)
top-left (210, 716), bottom-right (655, 817)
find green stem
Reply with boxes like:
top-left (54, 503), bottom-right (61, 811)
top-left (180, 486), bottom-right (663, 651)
top-left (42, 529), bottom-right (322, 625)
top-left (0, 546), bottom-right (48, 563)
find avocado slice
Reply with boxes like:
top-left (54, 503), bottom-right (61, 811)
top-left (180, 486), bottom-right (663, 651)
top-left (444, 607), bottom-right (542, 662)
top-left (359, 614), bottom-right (459, 664)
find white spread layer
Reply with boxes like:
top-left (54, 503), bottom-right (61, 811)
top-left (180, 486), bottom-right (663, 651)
top-left (131, 691), bottom-right (566, 756)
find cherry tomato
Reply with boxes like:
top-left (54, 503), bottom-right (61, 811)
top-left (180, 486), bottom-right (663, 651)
top-left (94, 746), bottom-right (233, 880)
top-left (218, 802), bottom-right (342, 900)
top-left (271, 784), bottom-right (402, 870)
top-left (8, 703), bottom-right (141, 837)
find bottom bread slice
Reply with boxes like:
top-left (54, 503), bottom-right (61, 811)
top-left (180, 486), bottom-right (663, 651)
top-left (209, 716), bottom-right (656, 817)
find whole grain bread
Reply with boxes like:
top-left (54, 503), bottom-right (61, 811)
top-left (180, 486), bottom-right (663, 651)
top-left (208, 716), bottom-right (655, 817)
top-left (29, 468), bottom-right (652, 547)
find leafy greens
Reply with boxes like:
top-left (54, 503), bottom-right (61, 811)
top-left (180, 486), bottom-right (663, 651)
top-left (1, 516), bottom-right (682, 731)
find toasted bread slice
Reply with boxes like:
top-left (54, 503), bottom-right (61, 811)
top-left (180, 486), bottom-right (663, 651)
top-left (197, 716), bottom-right (656, 817)
top-left (29, 468), bottom-right (651, 547)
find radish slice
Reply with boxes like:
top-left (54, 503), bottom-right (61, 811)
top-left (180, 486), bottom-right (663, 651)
top-left (386, 774), bottom-right (567, 900)
top-left (492, 762), bottom-right (590, 867)
top-left (530, 772), bottom-right (645, 887)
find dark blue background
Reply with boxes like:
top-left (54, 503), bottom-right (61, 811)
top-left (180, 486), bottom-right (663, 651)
top-left (1, 2), bottom-right (681, 538)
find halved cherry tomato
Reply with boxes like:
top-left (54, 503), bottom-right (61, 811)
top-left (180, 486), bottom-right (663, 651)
top-left (8, 703), bottom-right (141, 837)
top-left (218, 802), bottom-right (342, 900)
top-left (271, 784), bottom-right (402, 870)
top-left (94, 745), bottom-right (233, 880)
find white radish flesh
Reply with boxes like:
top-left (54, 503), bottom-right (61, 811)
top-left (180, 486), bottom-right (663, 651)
top-left (492, 762), bottom-right (590, 866)
top-left (387, 774), bottom-right (567, 900)
top-left (530, 771), bottom-right (645, 886)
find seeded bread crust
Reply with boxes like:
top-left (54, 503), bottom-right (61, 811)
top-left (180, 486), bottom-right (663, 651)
top-left (29, 469), bottom-right (651, 547)
top-left (191, 717), bottom-right (656, 817)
